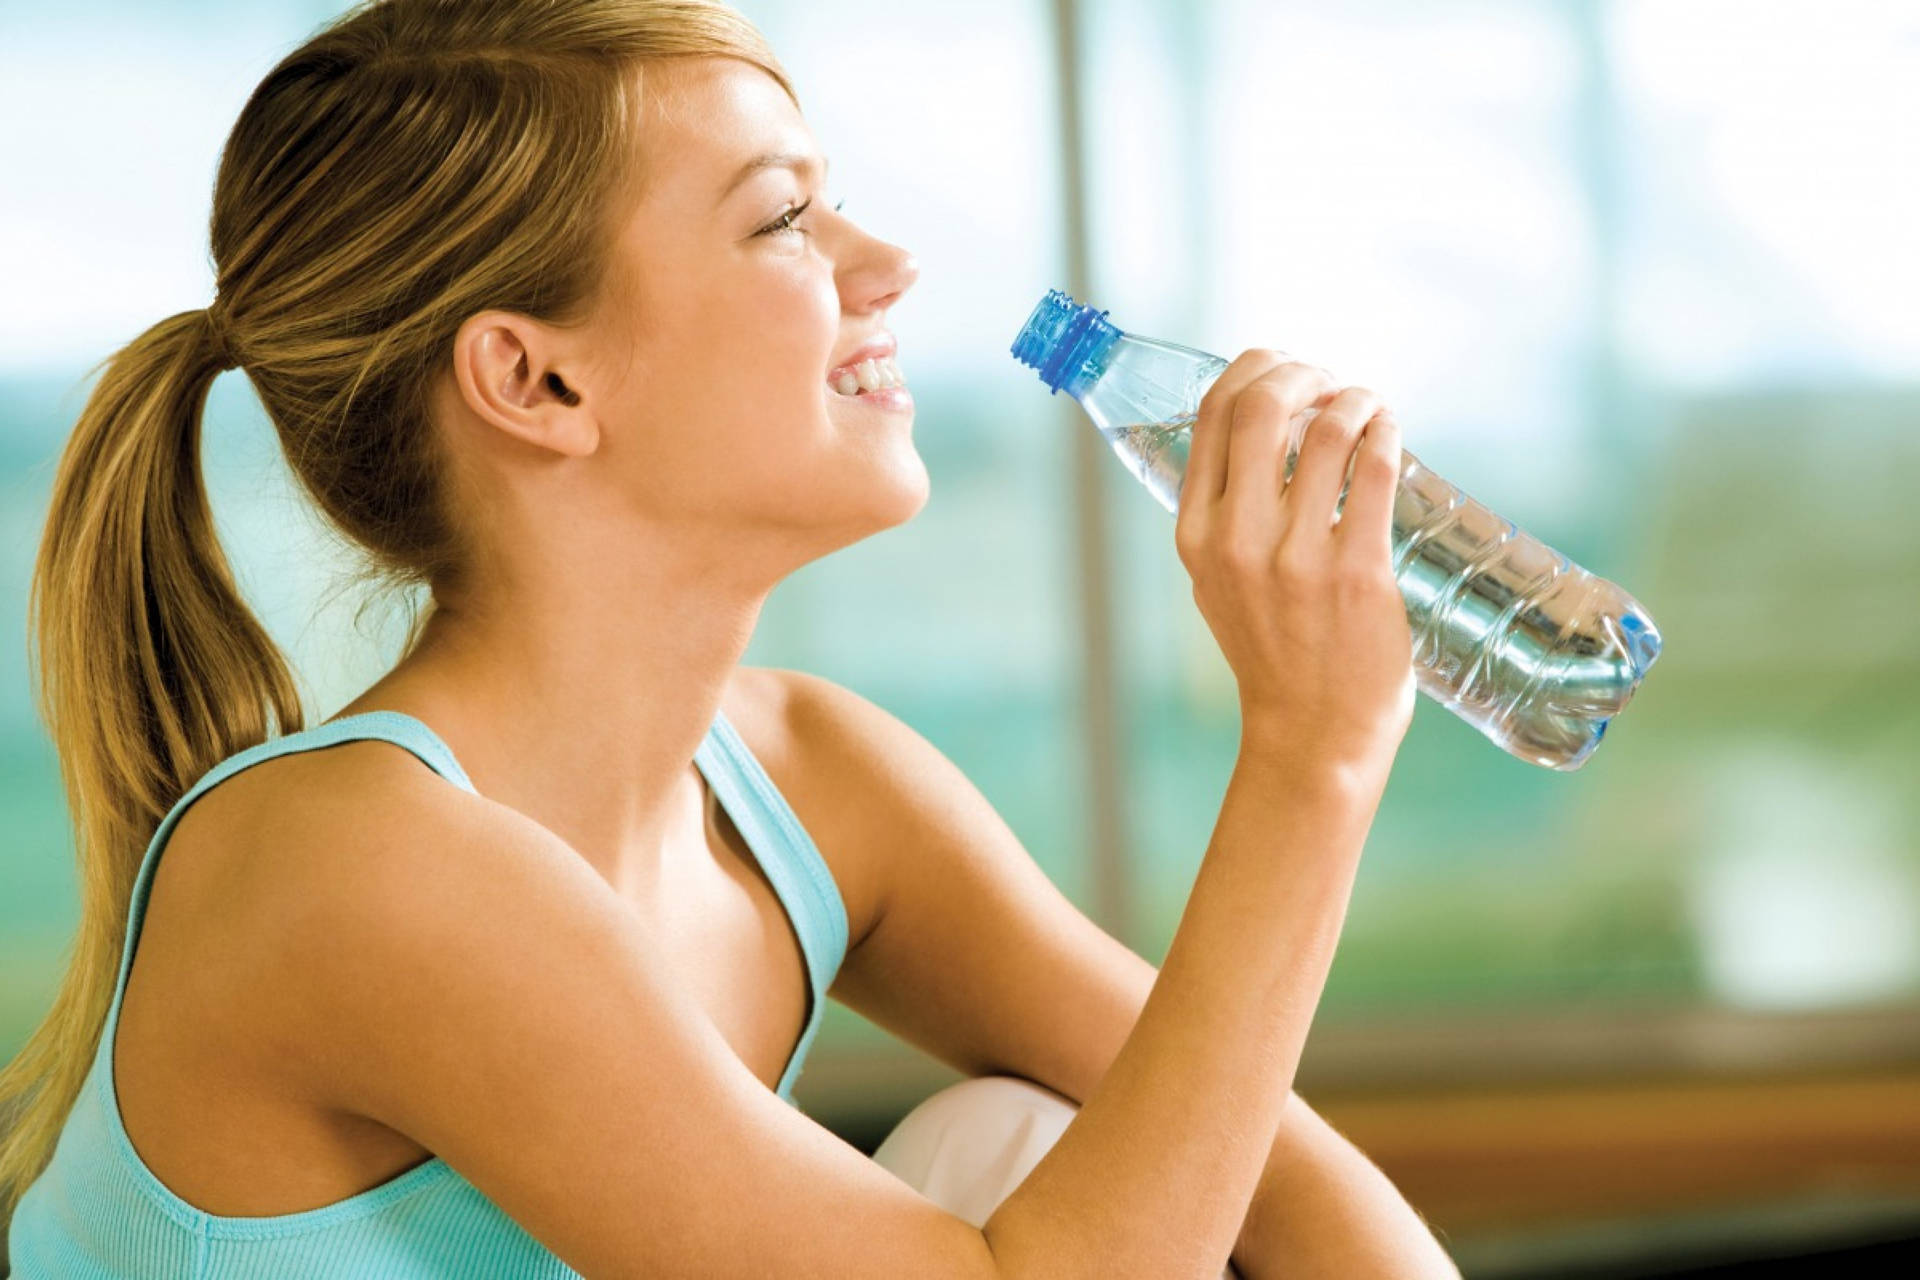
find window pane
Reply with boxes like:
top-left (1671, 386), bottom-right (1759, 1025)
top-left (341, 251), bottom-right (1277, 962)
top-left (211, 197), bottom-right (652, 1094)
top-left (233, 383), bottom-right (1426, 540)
top-left (1089, 0), bottom-right (1920, 1020)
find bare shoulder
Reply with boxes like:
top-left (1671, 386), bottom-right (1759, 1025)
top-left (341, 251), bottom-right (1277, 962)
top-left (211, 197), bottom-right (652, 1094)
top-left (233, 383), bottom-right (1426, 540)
top-left (175, 731), bottom-right (587, 1075)
top-left (195, 728), bottom-right (548, 896)
top-left (167, 731), bottom-right (507, 929)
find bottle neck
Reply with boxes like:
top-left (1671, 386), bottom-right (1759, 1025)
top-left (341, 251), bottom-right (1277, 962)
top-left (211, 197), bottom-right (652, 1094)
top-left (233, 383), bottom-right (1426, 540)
top-left (1052, 311), bottom-right (1122, 399)
top-left (1010, 291), bottom-right (1227, 422)
top-left (1011, 298), bottom-right (1124, 398)
top-left (1073, 333), bottom-right (1231, 436)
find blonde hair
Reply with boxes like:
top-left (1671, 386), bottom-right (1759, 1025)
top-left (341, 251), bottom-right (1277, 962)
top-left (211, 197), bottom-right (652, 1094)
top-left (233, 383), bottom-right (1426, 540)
top-left (1, 0), bottom-right (794, 1221)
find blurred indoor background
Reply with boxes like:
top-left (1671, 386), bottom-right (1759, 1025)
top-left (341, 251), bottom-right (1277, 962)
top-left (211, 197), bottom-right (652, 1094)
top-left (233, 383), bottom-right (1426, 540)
top-left (3, 0), bottom-right (1917, 1275)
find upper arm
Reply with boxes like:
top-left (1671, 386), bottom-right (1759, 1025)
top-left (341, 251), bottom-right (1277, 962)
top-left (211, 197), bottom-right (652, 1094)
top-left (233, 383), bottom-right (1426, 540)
top-left (239, 746), bottom-right (995, 1280)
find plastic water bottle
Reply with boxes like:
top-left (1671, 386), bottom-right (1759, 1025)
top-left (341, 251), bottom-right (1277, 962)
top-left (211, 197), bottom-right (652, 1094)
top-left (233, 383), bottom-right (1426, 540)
top-left (1010, 288), bottom-right (1662, 772)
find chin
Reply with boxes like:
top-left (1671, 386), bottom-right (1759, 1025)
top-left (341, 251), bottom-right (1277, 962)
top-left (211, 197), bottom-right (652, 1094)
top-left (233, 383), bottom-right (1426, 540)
top-left (797, 466), bottom-right (929, 569)
top-left (875, 445), bottom-right (932, 526)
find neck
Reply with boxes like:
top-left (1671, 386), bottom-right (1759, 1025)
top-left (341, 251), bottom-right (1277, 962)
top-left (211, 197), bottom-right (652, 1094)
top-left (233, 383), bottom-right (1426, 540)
top-left (339, 554), bottom-right (771, 887)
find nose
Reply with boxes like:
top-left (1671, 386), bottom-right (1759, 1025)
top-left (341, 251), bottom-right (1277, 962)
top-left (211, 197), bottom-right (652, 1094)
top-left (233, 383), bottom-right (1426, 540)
top-left (844, 234), bottom-right (919, 313)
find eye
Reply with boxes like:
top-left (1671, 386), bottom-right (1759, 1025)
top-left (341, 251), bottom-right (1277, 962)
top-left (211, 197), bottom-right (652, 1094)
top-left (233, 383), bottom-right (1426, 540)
top-left (760, 198), bottom-right (811, 237)
top-left (757, 196), bottom-right (848, 237)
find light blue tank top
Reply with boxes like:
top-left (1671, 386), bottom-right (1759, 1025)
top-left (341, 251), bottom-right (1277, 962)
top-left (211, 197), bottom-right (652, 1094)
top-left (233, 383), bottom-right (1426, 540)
top-left (7, 708), bottom-right (850, 1278)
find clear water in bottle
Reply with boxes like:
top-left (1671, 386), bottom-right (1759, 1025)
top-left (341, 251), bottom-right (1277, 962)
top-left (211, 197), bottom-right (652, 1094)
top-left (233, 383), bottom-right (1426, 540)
top-left (1013, 289), bottom-right (1663, 772)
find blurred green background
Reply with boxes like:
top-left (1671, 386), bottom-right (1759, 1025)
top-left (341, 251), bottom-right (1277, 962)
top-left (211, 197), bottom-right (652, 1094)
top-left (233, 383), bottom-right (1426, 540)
top-left (4, 0), bottom-right (1919, 1273)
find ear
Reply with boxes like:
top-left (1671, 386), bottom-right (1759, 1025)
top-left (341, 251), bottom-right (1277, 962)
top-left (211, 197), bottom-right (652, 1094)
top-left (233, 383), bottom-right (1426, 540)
top-left (449, 310), bottom-right (597, 458)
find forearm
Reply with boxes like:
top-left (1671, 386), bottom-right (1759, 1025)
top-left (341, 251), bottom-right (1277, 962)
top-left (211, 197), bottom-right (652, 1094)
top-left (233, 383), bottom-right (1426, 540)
top-left (983, 753), bottom-right (1374, 1278)
top-left (1229, 1094), bottom-right (1459, 1279)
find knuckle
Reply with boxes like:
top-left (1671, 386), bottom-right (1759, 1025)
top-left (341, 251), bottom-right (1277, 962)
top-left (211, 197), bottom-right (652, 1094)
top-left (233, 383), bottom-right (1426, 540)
top-left (1231, 379), bottom-right (1289, 426)
top-left (1176, 461), bottom-right (1210, 503)
top-left (1337, 396), bottom-right (1383, 425)
top-left (1353, 447), bottom-right (1399, 484)
top-left (1174, 522), bottom-right (1203, 567)
top-left (1292, 362), bottom-right (1337, 390)
top-left (1273, 541), bottom-right (1322, 585)
top-left (1306, 386), bottom-right (1382, 430)
top-left (1334, 561), bottom-right (1394, 603)
top-left (1218, 536), bottom-right (1270, 579)
top-left (1240, 374), bottom-right (1291, 405)
top-left (1300, 405), bottom-right (1359, 448)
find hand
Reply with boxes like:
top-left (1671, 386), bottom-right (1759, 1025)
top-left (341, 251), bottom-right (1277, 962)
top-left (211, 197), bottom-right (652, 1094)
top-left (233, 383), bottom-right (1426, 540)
top-left (1174, 351), bottom-right (1416, 783)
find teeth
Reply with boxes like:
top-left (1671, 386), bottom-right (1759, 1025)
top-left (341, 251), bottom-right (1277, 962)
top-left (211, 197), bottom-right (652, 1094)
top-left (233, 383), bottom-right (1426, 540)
top-left (831, 353), bottom-right (905, 395)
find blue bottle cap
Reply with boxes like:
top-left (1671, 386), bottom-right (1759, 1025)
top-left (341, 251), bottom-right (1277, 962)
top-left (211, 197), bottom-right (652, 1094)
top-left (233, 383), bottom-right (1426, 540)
top-left (1010, 288), bottom-right (1121, 396)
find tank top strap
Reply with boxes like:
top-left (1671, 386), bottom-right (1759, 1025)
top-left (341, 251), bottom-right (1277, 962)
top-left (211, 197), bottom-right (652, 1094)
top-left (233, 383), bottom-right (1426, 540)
top-left (694, 706), bottom-right (850, 1098)
top-left (99, 711), bottom-right (478, 1066)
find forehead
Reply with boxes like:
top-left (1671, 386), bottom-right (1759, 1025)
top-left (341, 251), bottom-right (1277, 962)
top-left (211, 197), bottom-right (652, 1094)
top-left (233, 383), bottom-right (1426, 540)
top-left (635, 57), bottom-right (813, 198)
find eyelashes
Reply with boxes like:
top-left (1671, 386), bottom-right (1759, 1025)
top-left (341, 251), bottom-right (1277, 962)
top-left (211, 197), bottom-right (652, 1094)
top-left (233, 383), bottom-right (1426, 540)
top-left (759, 196), bottom-right (848, 237)
top-left (763, 199), bottom-right (812, 235)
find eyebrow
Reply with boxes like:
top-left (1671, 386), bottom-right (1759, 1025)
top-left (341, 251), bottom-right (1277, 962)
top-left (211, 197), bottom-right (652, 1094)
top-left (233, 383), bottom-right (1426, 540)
top-left (716, 151), bottom-right (829, 205)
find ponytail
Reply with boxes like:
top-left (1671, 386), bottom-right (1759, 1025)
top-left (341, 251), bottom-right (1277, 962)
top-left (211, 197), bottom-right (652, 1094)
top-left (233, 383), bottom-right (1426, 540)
top-left (0, 308), bottom-right (303, 1217)
top-left (0, 0), bottom-right (799, 1224)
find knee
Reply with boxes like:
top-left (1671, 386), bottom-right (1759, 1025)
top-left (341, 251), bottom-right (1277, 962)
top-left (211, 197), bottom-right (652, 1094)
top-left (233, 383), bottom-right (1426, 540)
top-left (870, 1075), bottom-right (1081, 1226)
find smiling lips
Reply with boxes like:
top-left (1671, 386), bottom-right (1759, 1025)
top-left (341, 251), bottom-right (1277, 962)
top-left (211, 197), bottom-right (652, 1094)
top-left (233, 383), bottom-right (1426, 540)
top-left (827, 332), bottom-right (907, 396)
top-left (829, 355), bottom-right (906, 396)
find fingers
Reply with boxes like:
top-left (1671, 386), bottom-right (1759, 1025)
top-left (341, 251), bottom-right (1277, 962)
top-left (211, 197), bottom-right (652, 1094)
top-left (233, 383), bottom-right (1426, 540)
top-left (1332, 407), bottom-right (1403, 568)
top-left (1178, 348), bottom-right (1290, 513)
top-left (1217, 364), bottom-right (1336, 553)
top-left (1176, 348), bottom-right (1293, 574)
top-left (1277, 385), bottom-right (1382, 542)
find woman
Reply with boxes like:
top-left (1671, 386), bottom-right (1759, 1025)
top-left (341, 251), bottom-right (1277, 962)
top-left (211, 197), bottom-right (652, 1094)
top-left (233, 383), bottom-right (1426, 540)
top-left (1, 1), bottom-right (1456, 1275)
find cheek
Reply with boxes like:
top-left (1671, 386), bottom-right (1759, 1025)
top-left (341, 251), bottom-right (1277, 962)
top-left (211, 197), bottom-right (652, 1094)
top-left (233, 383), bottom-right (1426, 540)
top-left (741, 278), bottom-right (842, 415)
top-left (747, 251), bottom-right (839, 341)
top-left (610, 261), bottom-right (842, 454)
top-left (777, 269), bottom-right (841, 377)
